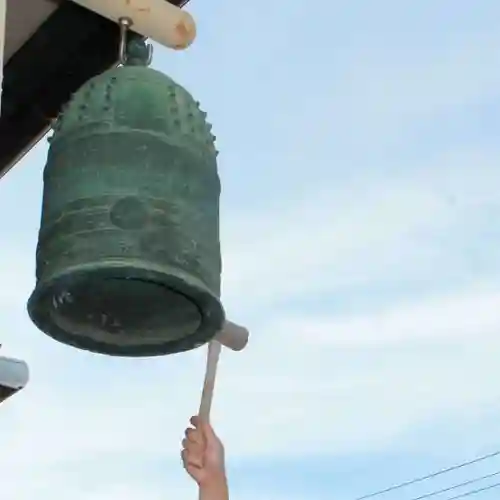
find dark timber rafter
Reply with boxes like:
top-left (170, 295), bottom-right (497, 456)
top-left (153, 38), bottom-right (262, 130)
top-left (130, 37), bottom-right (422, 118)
top-left (0, 0), bottom-right (187, 178)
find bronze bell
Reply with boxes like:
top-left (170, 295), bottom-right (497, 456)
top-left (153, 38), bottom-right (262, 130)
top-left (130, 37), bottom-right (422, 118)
top-left (27, 58), bottom-right (225, 357)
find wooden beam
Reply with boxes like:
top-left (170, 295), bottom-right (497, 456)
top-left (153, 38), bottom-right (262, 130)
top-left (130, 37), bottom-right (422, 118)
top-left (0, 0), bottom-right (187, 178)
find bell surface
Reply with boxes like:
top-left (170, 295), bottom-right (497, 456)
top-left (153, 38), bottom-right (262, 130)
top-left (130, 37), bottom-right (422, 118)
top-left (28, 65), bottom-right (225, 357)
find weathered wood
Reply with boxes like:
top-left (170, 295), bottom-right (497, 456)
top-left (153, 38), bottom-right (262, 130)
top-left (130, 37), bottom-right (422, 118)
top-left (0, 0), bottom-right (187, 179)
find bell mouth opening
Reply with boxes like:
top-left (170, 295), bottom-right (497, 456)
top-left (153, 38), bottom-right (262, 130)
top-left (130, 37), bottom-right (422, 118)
top-left (28, 263), bottom-right (225, 357)
top-left (48, 277), bottom-right (202, 346)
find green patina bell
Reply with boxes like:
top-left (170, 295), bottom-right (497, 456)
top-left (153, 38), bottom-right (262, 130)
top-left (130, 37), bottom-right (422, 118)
top-left (27, 40), bottom-right (225, 357)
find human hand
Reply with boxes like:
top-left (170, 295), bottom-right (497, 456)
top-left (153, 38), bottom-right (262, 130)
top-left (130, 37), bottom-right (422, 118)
top-left (181, 416), bottom-right (226, 488)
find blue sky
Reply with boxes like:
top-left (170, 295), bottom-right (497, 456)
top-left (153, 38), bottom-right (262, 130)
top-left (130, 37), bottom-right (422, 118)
top-left (2, 0), bottom-right (500, 498)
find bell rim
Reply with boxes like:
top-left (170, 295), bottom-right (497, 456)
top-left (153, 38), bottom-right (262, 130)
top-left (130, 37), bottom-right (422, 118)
top-left (27, 261), bottom-right (224, 357)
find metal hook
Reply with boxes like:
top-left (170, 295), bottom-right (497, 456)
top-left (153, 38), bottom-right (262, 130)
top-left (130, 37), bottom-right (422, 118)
top-left (144, 43), bottom-right (154, 66)
top-left (118, 17), bottom-right (132, 65)
top-left (118, 17), bottom-right (153, 66)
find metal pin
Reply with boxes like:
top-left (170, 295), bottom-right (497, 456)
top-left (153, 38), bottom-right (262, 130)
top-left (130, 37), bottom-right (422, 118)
top-left (118, 17), bottom-right (153, 66)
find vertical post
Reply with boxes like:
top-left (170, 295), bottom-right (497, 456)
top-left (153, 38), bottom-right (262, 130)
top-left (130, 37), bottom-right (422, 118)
top-left (0, 0), bottom-right (6, 115)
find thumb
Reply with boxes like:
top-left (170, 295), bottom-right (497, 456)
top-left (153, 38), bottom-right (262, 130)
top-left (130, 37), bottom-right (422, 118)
top-left (201, 420), bottom-right (218, 442)
top-left (191, 415), bottom-right (218, 442)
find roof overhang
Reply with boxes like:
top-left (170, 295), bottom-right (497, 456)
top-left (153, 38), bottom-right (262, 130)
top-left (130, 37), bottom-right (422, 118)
top-left (0, 0), bottom-right (186, 178)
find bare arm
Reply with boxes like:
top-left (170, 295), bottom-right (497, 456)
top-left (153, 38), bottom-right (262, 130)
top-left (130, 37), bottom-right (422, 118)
top-left (199, 476), bottom-right (229, 500)
top-left (182, 416), bottom-right (229, 500)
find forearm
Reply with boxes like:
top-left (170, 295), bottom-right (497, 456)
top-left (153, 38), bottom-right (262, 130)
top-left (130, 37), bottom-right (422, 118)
top-left (199, 476), bottom-right (229, 500)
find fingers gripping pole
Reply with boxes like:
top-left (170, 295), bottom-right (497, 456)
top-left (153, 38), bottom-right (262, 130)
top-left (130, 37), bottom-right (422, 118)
top-left (198, 321), bottom-right (249, 421)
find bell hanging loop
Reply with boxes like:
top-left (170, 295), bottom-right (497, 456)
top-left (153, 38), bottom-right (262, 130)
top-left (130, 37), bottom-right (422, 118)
top-left (28, 21), bottom-right (223, 357)
top-left (118, 17), bottom-right (153, 66)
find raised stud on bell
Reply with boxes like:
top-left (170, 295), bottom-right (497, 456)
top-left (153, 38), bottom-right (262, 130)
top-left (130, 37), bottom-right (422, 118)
top-left (27, 65), bottom-right (225, 357)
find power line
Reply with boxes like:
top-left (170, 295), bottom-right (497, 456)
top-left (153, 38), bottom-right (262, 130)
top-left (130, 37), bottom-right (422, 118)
top-left (355, 450), bottom-right (500, 500)
top-left (444, 481), bottom-right (500, 500)
top-left (408, 471), bottom-right (500, 500)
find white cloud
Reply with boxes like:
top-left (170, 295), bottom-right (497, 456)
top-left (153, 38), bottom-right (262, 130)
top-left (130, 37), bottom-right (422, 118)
top-left (273, 285), bottom-right (500, 348)
top-left (221, 145), bottom-right (500, 316)
top-left (3, 157), bottom-right (500, 472)
top-left (5, 281), bottom-right (500, 477)
top-left (3, 1), bottom-right (500, 499)
top-left (332, 30), bottom-right (500, 128)
top-left (2, 141), bottom-right (500, 498)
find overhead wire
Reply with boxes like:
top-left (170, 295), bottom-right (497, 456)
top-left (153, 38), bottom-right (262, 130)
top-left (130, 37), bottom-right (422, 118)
top-left (355, 450), bottom-right (500, 500)
top-left (443, 480), bottom-right (500, 499)
top-left (408, 470), bottom-right (500, 500)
